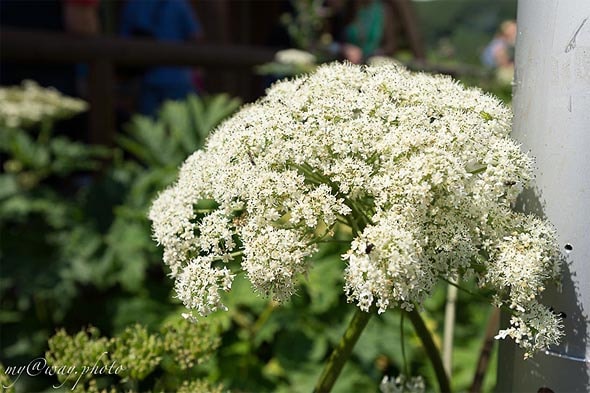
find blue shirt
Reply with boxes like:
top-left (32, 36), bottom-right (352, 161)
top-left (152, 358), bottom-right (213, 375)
top-left (120, 0), bottom-right (201, 86)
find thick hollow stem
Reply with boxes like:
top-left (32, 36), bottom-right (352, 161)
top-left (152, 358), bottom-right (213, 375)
top-left (313, 308), bottom-right (373, 393)
top-left (406, 308), bottom-right (452, 393)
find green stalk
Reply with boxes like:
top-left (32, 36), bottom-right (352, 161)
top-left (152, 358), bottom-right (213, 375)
top-left (297, 163), bottom-right (374, 227)
top-left (252, 301), bottom-right (277, 335)
top-left (313, 308), bottom-right (373, 393)
top-left (346, 214), bottom-right (361, 237)
top-left (37, 119), bottom-right (54, 144)
top-left (401, 312), bottom-right (409, 377)
top-left (440, 276), bottom-right (513, 314)
top-left (405, 308), bottom-right (451, 393)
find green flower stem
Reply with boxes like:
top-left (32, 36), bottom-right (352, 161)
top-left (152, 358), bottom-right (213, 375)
top-left (401, 313), bottom-right (409, 377)
top-left (313, 308), bottom-right (373, 393)
top-left (294, 163), bottom-right (324, 183)
top-left (252, 301), bottom-right (276, 335)
top-left (440, 276), bottom-right (513, 314)
top-left (346, 199), bottom-right (373, 229)
top-left (296, 162), bottom-right (374, 230)
top-left (346, 214), bottom-right (361, 237)
top-left (37, 119), bottom-right (54, 144)
top-left (405, 308), bottom-right (452, 393)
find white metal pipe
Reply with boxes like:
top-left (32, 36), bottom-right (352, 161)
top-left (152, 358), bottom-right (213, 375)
top-left (497, 0), bottom-right (590, 391)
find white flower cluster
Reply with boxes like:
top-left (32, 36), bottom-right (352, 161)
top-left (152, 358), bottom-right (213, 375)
top-left (275, 48), bottom-right (317, 66)
top-left (149, 62), bottom-right (562, 357)
top-left (0, 80), bottom-right (87, 129)
top-left (380, 374), bottom-right (425, 393)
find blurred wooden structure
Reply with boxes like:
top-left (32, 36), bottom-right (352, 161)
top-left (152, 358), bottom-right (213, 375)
top-left (1, 28), bottom-right (275, 146)
top-left (1, 0), bottom-right (426, 146)
top-left (387, 0), bottom-right (426, 60)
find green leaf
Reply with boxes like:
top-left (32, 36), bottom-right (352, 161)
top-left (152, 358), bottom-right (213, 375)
top-left (49, 137), bottom-right (110, 175)
top-left (306, 254), bottom-right (344, 314)
top-left (9, 129), bottom-right (50, 169)
top-left (0, 174), bottom-right (19, 199)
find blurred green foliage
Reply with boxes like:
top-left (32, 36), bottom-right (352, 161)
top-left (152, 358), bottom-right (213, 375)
top-left (0, 92), bottom-right (240, 391)
top-left (45, 319), bottom-right (222, 392)
top-left (0, 363), bottom-right (16, 393)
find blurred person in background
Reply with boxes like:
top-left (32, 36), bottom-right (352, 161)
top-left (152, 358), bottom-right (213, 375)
top-left (63, 0), bottom-right (101, 36)
top-left (119, 0), bottom-right (203, 116)
top-left (481, 19), bottom-right (516, 68)
top-left (328, 0), bottom-right (396, 64)
top-left (481, 19), bottom-right (517, 82)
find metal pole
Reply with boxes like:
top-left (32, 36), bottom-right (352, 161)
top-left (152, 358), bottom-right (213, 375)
top-left (497, 1), bottom-right (590, 392)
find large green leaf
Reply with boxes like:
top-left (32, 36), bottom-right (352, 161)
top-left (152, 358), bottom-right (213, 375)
top-left (119, 94), bottom-right (242, 169)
